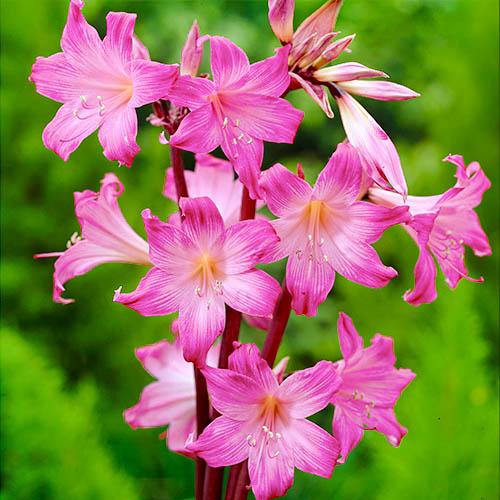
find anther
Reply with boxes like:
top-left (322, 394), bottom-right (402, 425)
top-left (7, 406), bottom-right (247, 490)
top-left (246, 138), bottom-right (253, 144)
top-left (222, 117), bottom-right (228, 128)
top-left (232, 138), bottom-right (238, 145)
top-left (323, 255), bottom-right (329, 262)
top-left (235, 119), bottom-right (240, 126)
top-left (275, 432), bottom-right (282, 439)
top-left (195, 287), bottom-right (202, 297)
top-left (262, 425), bottom-right (269, 433)
top-left (237, 133), bottom-right (244, 140)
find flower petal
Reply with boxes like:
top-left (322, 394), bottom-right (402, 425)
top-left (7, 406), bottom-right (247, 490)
top-left (42, 99), bottom-right (101, 161)
top-left (277, 360), bottom-right (341, 418)
top-left (129, 59), bottom-right (178, 108)
top-left (337, 312), bottom-right (364, 361)
top-left (337, 80), bottom-right (420, 101)
top-left (286, 253), bottom-right (335, 317)
top-left (167, 415), bottom-right (196, 456)
top-left (293, 0), bottom-right (343, 45)
top-left (168, 75), bottom-right (215, 110)
top-left (332, 406), bottom-right (364, 464)
top-left (314, 62), bottom-right (388, 83)
top-left (268, 0), bottom-right (294, 43)
top-left (259, 163), bottom-right (312, 217)
top-left (114, 267), bottom-right (185, 316)
top-left (202, 365), bottom-right (264, 419)
top-left (288, 418), bottom-right (339, 477)
top-left (223, 270), bottom-right (281, 318)
top-left (102, 11), bottom-right (136, 70)
top-left (98, 107), bottom-right (139, 167)
top-left (289, 73), bottom-right (334, 118)
top-left (168, 104), bottom-right (221, 153)
top-left (180, 20), bottom-right (203, 77)
top-left (209, 36), bottom-right (250, 89)
top-left (188, 416), bottom-right (251, 466)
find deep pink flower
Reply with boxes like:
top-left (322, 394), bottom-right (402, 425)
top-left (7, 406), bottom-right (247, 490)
top-left (369, 154), bottom-right (491, 305)
top-left (124, 339), bottom-right (220, 457)
top-left (189, 343), bottom-right (341, 500)
top-left (114, 197), bottom-right (281, 364)
top-left (29, 0), bottom-right (178, 166)
top-left (164, 153), bottom-right (263, 227)
top-left (332, 313), bottom-right (415, 463)
top-left (35, 173), bottom-right (150, 304)
top-left (268, 0), bottom-right (419, 196)
top-left (167, 36), bottom-right (304, 199)
top-left (259, 142), bottom-right (410, 316)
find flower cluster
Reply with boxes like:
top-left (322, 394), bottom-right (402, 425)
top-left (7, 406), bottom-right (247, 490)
top-left (31, 1), bottom-right (490, 499)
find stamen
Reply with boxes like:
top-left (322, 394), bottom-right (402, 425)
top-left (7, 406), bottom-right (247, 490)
top-left (235, 119), bottom-right (240, 127)
top-left (232, 138), bottom-right (238, 145)
top-left (222, 116), bottom-right (228, 128)
top-left (237, 133), bottom-right (244, 141)
top-left (195, 286), bottom-right (202, 297)
top-left (246, 138), bottom-right (253, 144)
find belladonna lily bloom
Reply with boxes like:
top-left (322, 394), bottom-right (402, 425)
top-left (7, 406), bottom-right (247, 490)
top-left (124, 339), bottom-right (220, 457)
top-left (29, 0), bottom-right (178, 166)
top-left (163, 153), bottom-right (264, 227)
top-left (259, 142), bottom-right (410, 316)
top-left (114, 197), bottom-right (281, 364)
top-left (167, 36), bottom-right (304, 199)
top-left (189, 343), bottom-right (341, 500)
top-left (369, 154), bottom-right (492, 305)
top-left (125, 340), bottom-right (289, 457)
top-left (331, 313), bottom-right (415, 463)
top-left (267, 0), bottom-right (419, 196)
top-left (35, 173), bottom-right (150, 304)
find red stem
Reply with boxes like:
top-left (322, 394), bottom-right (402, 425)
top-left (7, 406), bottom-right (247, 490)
top-left (203, 187), bottom-right (257, 499)
top-left (170, 146), bottom-right (189, 200)
top-left (228, 281), bottom-right (293, 499)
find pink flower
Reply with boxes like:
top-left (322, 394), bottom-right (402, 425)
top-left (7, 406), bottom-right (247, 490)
top-left (124, 339), bottom-right (220, 457)
top-left (180, 20), bottom-right (203, 77)
top-left (29, 0), bottom-right (178, 166)
top-left (259, 142), bottom-right (410, 316)
top-left (332, 313), bottom-right (415, 464)
top-left (163, 153), bottom-right (263, 227)
top-left (369, 154), bottom-right (492, 305)
top-left (35, 173), bottom-right (150, 304)
top-left (168, 36), bottom-right (304, 199)
top-left (114, 197), bottom-right (281, 365)
top-left (267, 0), bottom-right (419, 196)
top-left (189, 343), bottom-right (341, 500)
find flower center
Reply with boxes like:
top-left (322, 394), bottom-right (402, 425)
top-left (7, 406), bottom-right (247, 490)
top-left (295, 200), bottom-right (330, 263)
top-left (193, 252), bottom-right (223, 297)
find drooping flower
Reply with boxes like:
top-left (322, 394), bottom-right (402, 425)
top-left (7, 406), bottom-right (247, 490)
top-left (369, 154), bottom-right (491, 305)
top-left (259, 142), bottom-right (410, 316)
top-left (125, 340), bottom-right (289, 457)
top-left (29, 0), bottom-right (178, 166)
top-left (114, 197), bottom-right (281, 365)
top-left (267, 0), bottom-right (419, 196)
top-left (35, 173), bottom-right (150, 304)
top-left (124, 339), bottom-right (220, 457)
top-left (331, 313), bottom-right (415, 463)
top-left (167, 36), bottom-right (304, 199)
top-left (163, 153), bottom-right (263, 226)
top-left (189, 343), bottom-right (341, 500)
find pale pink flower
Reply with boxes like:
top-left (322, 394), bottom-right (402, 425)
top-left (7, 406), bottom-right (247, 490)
top-left (114, 197), bottom-right (281, 365)
top-left (163, 153), bottom-right (263, 227)
top-left (259, 142), bottom-right (410, 316)
top-left (167, 36), bottom-right (304, 199)
top-left (124, 339), bottom-right (220, 457)
top-left (268, 0), bottom-right (419, 196)
top-left (35, 173), bottom-right (150, 304)
top-left (332, 313), bottom-right (415, 463)
top-left (369, 154), bottom-right (491, 305)
top-left (189, 343), bottom-right (341, 500)
top-left (29, 0), bottom-right (178, 166)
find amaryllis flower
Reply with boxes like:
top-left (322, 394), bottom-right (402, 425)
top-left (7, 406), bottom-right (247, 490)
top-left (259, 142), bottom-right (410, 316)
top-left (331, 313), bottom-right (415, 463)
top-left (268, 0), bottom-right (419, 196)
top-left (35, 173), bottom-right (150, 304)
top-left (167, 36), bottom-right (304, 199)
top-left (29, 0), bottom-right (178, 166)
top-left (180, 20), bottom-right (203, 77)
top-left (163, 153), bottom-right (263, 226)
top-left (369, 154), bottom-right (491, 305)
top-left (189, 343), bottom-right (341, 500)
top-left (114, 197), bottom-right (281, 364)
top-left (124, 339), bottom-right (220, 457)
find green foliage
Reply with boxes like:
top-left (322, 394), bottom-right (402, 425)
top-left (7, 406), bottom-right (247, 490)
top-left (0, 328), bottom-right (139, 500)
top-left (0, 0), bottom-right (498, 499)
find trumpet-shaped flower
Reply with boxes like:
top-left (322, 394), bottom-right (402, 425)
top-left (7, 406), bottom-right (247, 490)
top-left (189, 343), bottom-right (341, 500)
top-left (164, 153), bottom-right (263, 226)
top-left (124, 339), bottom-right (220, 456)
top-left (369, 154), bottom-right (491, 305)
top-left (114, 197), bottom-right (281, 364)
top-left (168, 36), bottom-right (304, 199)
top-left (29, 0), bottom-right (178, 166)
top-left (35, 173), bottom-right (150, 304)
top-left (268, 0), bottom-right (419, 196)
top-left (259, 142), bottom-right (410, 316)
top-left (331, 313), bottom-right (415, 463)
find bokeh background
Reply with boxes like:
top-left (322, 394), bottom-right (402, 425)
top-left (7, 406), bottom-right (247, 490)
top-left (1, 0), bottom-right (498, 499)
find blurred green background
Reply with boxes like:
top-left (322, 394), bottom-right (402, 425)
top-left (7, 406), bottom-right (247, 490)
top-left (1, 0), bottom-right (498, 499)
